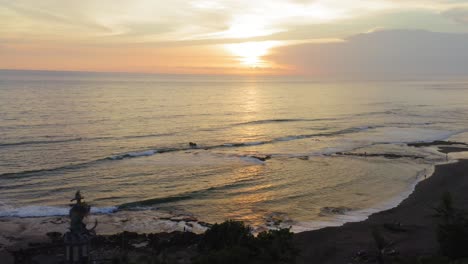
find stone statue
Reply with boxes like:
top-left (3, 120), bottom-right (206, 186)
top-left (65, 191), bottom-right (97, 263)
top-left (69, 191), bottom-right (97, 235)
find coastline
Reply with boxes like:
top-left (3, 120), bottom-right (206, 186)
top-left (1, 145), bottom-right (467, 263)
top-left (294, 156), bottom-right (468, 263)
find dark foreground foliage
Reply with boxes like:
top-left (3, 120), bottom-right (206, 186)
top-left (194, 220), bottom-right (298, 264)
top-left (435, 192), bottom-right (468, 260)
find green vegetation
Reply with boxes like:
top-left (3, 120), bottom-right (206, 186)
top-left (194, 220), bottom-right (298, 264)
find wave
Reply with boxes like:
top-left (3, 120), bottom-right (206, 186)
top-left (0, 205), bottom-right (117, 218)
top-left (354, 109), bottom-right (402, 117)
top-left (109, 150), bottom-right (158, 160)
top-left (118, 195), bottom-right (194, 209)
top-left (233, 118), bottom-right (336, 126)
top-left (319, 206), bottom-right (352, 216)
top-left (0, 138), bottom-right (85, 147)
top-left (0, 133), bottom-right (173, 148)
top-left (108, 126), bottom-right (377, 161)
top-left (0, 159), bottom-right (106, 179)
top-left (0, 179), bottom-right (257, 217)
top-left (119, 179), bottom-right (255, 210)
top-left (0, 125), bottom-right (394, 178)
top-left (2, 125), bottom-right (455, 179)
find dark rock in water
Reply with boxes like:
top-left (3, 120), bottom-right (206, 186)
top-left (251, 155), bottom-right (272, 162)
top-left (170, 215), bottom-right (198, 222)
top-left (438, 146), bottom-right (468, 154)
top-left (265, 212), bottom-right (292, 227)
top-left (198, 221), bottom-right (213, 228)
top-left (407, 140), bottom-right (468, 148)
top-left (320, 206), bottom-right (352, 215)
top-left (333, 152), bottom-right (424, 160)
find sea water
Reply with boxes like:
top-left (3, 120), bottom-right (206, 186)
top-left (1, 70), bottom-right (467, 232)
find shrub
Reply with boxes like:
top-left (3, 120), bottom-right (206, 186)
top-left (256, 228), bottom-right (297, 263)
top-left (435, 192), bottom-right (468, 259)
top-left (198, 220), bottom-right (255, 251)
top-left (194, 220), bottom-right (297, 264)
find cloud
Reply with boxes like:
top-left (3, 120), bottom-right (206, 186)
top-left (2, 0), bottom-right (468, 74)
top-left (442, 7), bottom-right (468, 25)
top-left (269, 29), bottom-right (468, 79)
top-left (2, 0), bottom-right (455, 43)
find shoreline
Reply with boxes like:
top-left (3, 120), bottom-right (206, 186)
top-left (294, 156), bottom-right (468, 263)
top-left (1, 144), bottom-right (467, 263)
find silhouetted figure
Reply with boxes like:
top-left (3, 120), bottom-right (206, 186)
top-left (65, 191), bottom-right (97, 263)
top-left (69, 191), bottom-right (91, 234)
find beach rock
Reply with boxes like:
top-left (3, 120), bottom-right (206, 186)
top-left (198, 221), bottom-right (213, 228)
top-left (320, 206), bottom-right (352, 215)
top-left (407, 140), bottom-right (468, 147)
top-left (334, 152), bottom-right (424, 160)
top-left (251, 155), bottom-right (272, 162)
top-left (265, 212), bottom-right (293, 227)
top-left (170, 216), bottom-right (198, 222)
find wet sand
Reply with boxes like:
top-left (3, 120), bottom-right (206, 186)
top-left (294, 158), bottom-right (468, 263)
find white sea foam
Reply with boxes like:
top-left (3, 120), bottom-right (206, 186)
top-left (110, 150), bottom-right (157, 160)
top-left (243, 141), bottom-right (264, 146)
top-left (240, 156), bottom-right (265, 165)
top-left (364, 127), bottom-right (458, 144)
top-left (128, 150), bottom-right (157, 157)
top-left (0, 205), bottom-right (117, 218)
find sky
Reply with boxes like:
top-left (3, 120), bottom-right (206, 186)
top-left (1, 0), bottom-right (468, 77)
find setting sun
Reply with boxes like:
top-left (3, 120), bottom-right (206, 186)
top-left (225, 41), bottom-right (281, 68)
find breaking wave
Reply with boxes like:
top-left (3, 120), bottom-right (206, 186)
top-left (0, 133), bottom-right (173, 148)
top-left (0, 205), bottom-right (117, 218)
top-left (0, 125), bottom-right (457, 180)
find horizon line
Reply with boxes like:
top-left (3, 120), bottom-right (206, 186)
top-left (2, 68), bottom-right (468, 83)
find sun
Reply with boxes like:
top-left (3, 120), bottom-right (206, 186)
top-left (225, 41), bottom-right (280, 68)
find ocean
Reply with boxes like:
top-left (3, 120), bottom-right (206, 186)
top-left (1, 69), bottom-right (467, 232)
